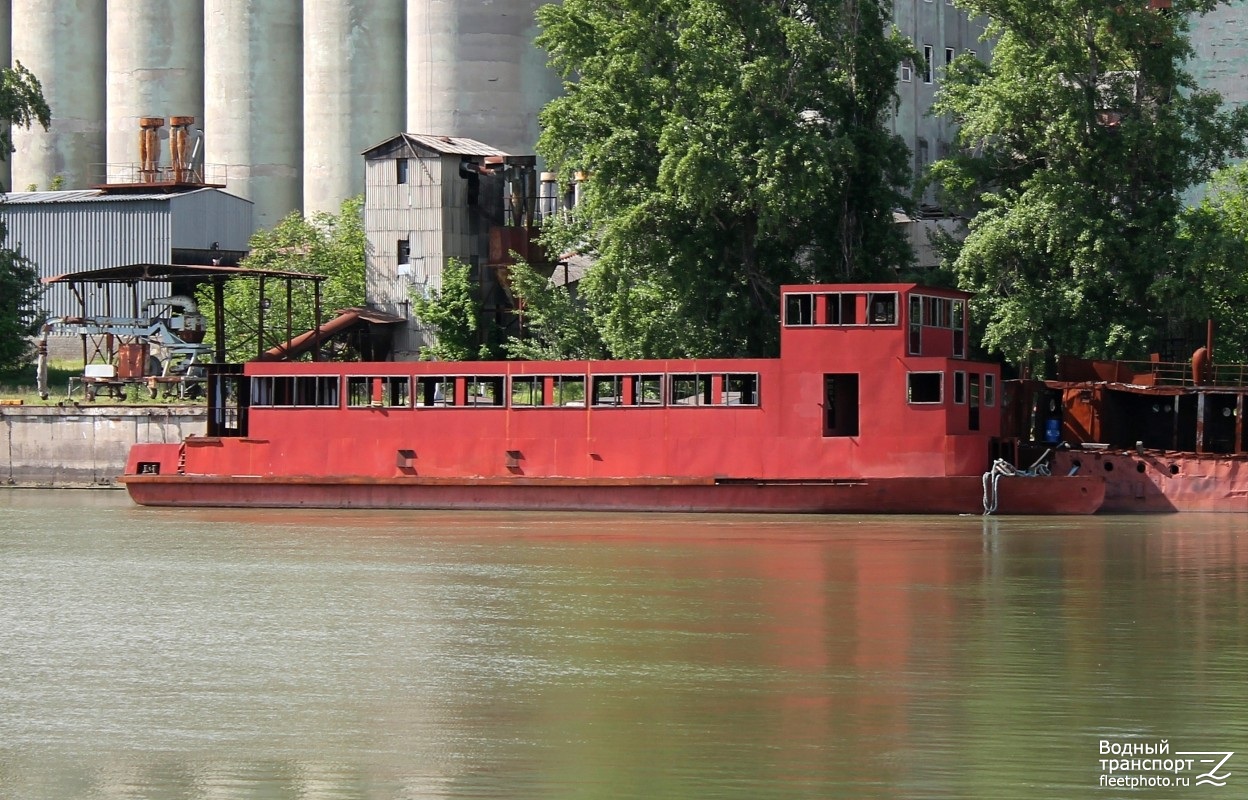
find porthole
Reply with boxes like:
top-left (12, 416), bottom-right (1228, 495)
top-left (1136, 462), bottom-right (1146, 474)
top-left (1169, 463), bottom-right (1180, 475)
top-left (1103, 461), bottom-right (1114, 472)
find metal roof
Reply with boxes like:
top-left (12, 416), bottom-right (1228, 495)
top-left (2, 187), bottom-right (248, 204)
top-left (43, 263), bottom-right (325, 285)
top-left (363, 133), bottom-right (510, 158)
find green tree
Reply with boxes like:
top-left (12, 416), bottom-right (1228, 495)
top-left (0, 62), bottom-right (51, 373)
top-left (536, 0), bottom-right (916, 358)
top-left (410, 259), bottom-right (499, 361)
top-left (503, 260), bottom-right (605, 360)
top-left (929, 0), bottom-right (1248, 373)
top-left (203, 196), bottom-right (366, 362)
top-left (1166, 162), bottom-right (1248, 362)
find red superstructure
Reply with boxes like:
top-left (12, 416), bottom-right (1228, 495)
top-left (120, 283), bottom-right (1104, 514)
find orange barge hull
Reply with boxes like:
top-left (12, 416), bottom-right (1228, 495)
top-left (120, 474), bottom-right (1105, 515)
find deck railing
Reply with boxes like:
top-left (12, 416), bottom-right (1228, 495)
top-left (1114, 359), bottom-right (1248, 388)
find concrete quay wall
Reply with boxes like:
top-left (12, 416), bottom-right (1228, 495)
top-left (1, 406), bottom-right (206, 486)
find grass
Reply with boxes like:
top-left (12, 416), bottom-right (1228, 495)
top-left (0, 359), bottom-right (203, 406)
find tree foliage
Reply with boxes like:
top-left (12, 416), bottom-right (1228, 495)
top-left (0, 62), bottom-right (50, 373)
top-left (930, 0), bottom-right (1248, 372)
top-left (0, 237), bottom-right (42, 373)
top-left (503, 261), bottom-right (605, 361)
top-left (202, 196), bottom-right (366, 362)
top-left (409, 259), bottom-right (496, 361)
top-left (536, 0), bottom-right (916, 358)
top-left (1168, 163), bottom-right (1248, 362)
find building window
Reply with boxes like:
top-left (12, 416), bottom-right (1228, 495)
top-left (907, 372), bottom-right (943, 404)
top-left (945, 47), bottom-right (955, 67)
top-left (397, 239), bottom-right (410, 268)
top-left (923, 46), bottom-right (934, 83)
top-left (900, 61), bottom-right (913, 82)
top-left (397, 158), bottom-right (408, 184)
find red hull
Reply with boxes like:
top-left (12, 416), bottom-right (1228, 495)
top-left (120, 474), bottom-right (1105, 515)
top-left (1054, 450), bottom-right (1248, 513)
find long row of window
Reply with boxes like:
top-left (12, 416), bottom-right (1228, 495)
top-left (251, 373), bottom-right (762, 410)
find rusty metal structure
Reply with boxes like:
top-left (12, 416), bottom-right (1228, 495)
top-left (1005, 337), bottom-right (1248, 512)
top-left (41, 263), bottom-right (325, 400)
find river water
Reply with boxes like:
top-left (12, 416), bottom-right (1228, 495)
top-left (1, 489), bottom-right (1246, 799)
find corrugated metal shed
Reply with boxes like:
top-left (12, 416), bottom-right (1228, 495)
top-left (2, 188), bottom-right (255, 324)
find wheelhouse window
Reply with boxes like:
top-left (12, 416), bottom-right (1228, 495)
top-left (251, 375), bottom-right (339, 408)
top-left (907, 372), bottom-right (943, 404)
top-left (909, 295), bottom-right (922, 354)
top-left (510, 375), bottom-right (586, 407)
top-left (784, 291), bottom-right (898, 327)
top-left (908, 293), bottom-right (966, 356)
top-left (347, 376), bottom-right (410, 408)
top-left (785, 293), bottom-right (814, 326)
top-left (953, 299), bottom-right (966, 357)
top-left (954, 371), bottom-right (966, 404)
top-left (984, 373), bottom-right (996, 407)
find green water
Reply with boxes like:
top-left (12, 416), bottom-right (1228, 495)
top-left (1, 489), bottom-right (1245, 799)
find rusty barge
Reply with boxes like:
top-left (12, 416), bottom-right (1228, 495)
top-left (1013, 352), bottom-right (1248, 513)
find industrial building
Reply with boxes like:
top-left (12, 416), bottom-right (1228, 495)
top-left (3, 187), bottom-right (252, 326)
top-left (364, 133), bottom-right (551, 358)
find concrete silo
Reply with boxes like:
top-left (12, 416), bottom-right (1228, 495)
top-left (10, 0), bottom-right (107, 191)
top-left (105, 0), bottom-right (205, 183)
top-left (203, 0), bottom-right (302, 228)
top-left (0, 0), bottom-right (10, 192)
top-left (303, 0), bottom-right (406, 215)
top-left (406, 0), bottom-right (562, 157)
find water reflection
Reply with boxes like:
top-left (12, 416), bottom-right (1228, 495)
top-left (1, 491), bottom-right (1246, 799)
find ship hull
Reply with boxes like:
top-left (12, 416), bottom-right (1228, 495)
top-left (1054, 451), bottom-right (1248, 513)
top-left (120, 474), bottom-right (1105, 515)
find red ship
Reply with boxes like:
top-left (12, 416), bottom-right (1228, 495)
top-left (120, 283), bottom-right (1104, 514)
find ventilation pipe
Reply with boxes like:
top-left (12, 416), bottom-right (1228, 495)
top-left (139, 117), bottom-right (164, 180)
